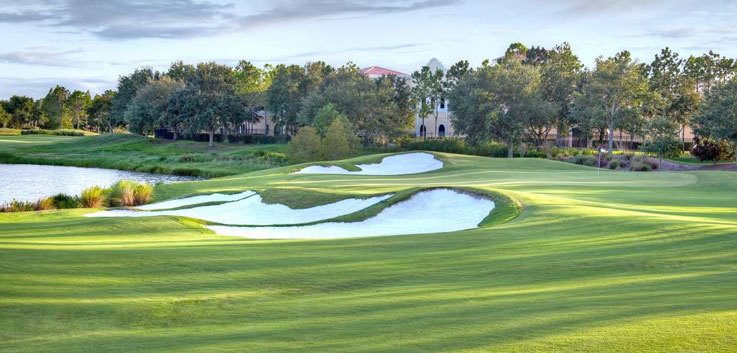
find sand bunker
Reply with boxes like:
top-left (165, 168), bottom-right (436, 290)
top-left (87, 193), bottom-right (391, 225)
top-left (136, 191), bottom-right (255, 210)
top-left (295, 152), bottom-right (443, 175)
top-left (208, 189), bottom-right (494, 239)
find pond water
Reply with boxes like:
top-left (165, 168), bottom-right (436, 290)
top-left (0, 164), bottom-right (196, 203)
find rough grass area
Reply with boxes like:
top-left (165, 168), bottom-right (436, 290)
top-left (0, 133), bottom-right (288, 177)
top-left (1, 153), bottom-right (737, 352)
top-left (0, 128), bottom-right (21, 135)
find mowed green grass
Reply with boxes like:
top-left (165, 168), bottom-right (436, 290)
top-left (1, 153), bottom-right (737, 352)
top-left (0, 134), bottom-right (288, 177)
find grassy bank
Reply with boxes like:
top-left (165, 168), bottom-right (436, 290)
top-left (0, 133), bottom-right (288, 177)
top-left (1, 153), bottom-right (737, 352)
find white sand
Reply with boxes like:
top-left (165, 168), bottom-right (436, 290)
top-left (295, 152), bottom-right (443, 175)
top-left (136, 190), bottom-right (255, 210)
top-left (207, 189), bottom-right (494, 239)
top-left (86, 193), bottom-right (391, 225)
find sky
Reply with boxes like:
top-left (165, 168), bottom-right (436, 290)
top-left (1, 0), bottom-right (736, 98)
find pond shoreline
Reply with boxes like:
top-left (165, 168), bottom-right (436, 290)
top-left (0, 150), bottom-right (210, 178)
top-left (0, 163), bottom-right (199, 204)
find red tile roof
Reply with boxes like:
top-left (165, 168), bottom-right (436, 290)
top-left (360, 66), bottom-right (409, 77)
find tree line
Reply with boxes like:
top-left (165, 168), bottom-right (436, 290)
top-left (2, 42), bottom-right (736, 161)
top-left (441, 43), bottom-right (736, 161)
top-left (0, 88), bottom-right (98, 131)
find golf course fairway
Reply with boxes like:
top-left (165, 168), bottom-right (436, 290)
top-left (2, 152), bottom-right (737, 352)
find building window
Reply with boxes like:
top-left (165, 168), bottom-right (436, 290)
top-left (440, 97), bottom-right (445, 109)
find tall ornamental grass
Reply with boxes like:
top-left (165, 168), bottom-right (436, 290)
top-left (1, 197), bottom-right (56, 212)
top-left (108, 180), bottom-right (153, 207)
top-left (81, 186), bottom-right (105, 208)
top-left (2, 180), bottom-right (154, 212)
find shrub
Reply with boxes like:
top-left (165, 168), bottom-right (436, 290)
top-left (630, 161), bottom-right (652, 172)
top-left (641, 138), bottom-right (681, 159)
top-left (108, 180), bottom-right (144, 207)
top-left (52, 193), bottom-right (81, 209)
top-left (133, 183), bottom-right (153, 205)
top-left (573, 154), bottom-right (597, 167)
top-left (253, 150), bottom-right (288, 164)
top-left (81, 186), bottom-right (105, 208)
top-left (321, 118), bottom-right (359, 161)
top-left (1, 200), bottom-right (34, 212)
top-left (287, 127), bottom-right (322, 164)
top-left (313, 103), bottom-right (346, 137)
top-left (607, 160), bottom-right (622, 169)
top-left (20, 129), bottom-right (84, 136)
top-left (1, 197), bottom-right (57, 212)
top-left (36, 197), bottom-right (55, 210)
top-left (225, 134), bottom-right (289, 144)
top-left (691, 136), bottom-right (734, 163)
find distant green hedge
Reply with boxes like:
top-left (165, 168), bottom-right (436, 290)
top-left (20, 129), bottom-right (84, 136)
top-left (396, 137), bottom-right (547, 158)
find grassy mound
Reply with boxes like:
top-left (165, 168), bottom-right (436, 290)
top-left (0, 133), bottom-right (288, 177)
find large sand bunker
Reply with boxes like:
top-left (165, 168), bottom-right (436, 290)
top-left (87, 193), bottom-right (391, 225)
top-left (208, 189), bottom-right (495, 239)
top-left (295, 152), bottom-right (443, 175)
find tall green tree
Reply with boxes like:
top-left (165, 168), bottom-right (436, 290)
top-left (0, 104), bottom-right (10, 128)
top-left (298, 64), bottom-right (412, 144)
top-left (502, 42), bottom-right (528, 62)
top-left (185, 62), bottom-right (254, 147)
top-left (87, 91), bottom-right (116, 132)
top-left (67, 90), bottom-right (92, 129)
top-left (233, 60), bottom-right (271, 131)
top-left (266, 64), bottom-right (309, 134)
top-left (2, 96), bottom-right (36, 128)
top-left (312, 103), bottom-right (345, 137)
top-left (573, 51), bottom-right (648, 157)
top-left (167, 61), bottom-right (195, 82)
top-left (540, 43), bottom-right (583, 140)
top-left (641, 115), bottom-right (681, 163)
top-left (321, 117), bottom-right (359, 161)
top-left (164, 89), bottom-right (195, 140)
top-left (411, 65), bottom-right (444, 138)
top-left (449, 58), bottom-right (546, 157)
top-left (691, 79), bottom-right (737, 165)
top-left (648, 47), bottom-right (701, 147)
top-left (40, 85), bottom-right (70, 129)
top-left (125, 77), bottom-right (185, 136)
top-left (684, 51), bottom-right (736, 94)
top-left (111, 67), bottom-right (159, 131)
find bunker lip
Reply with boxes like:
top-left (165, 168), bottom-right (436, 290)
top-left (207, 188), bottom-right (495, 239)
top-left (136, 190), bottom-right (256, 210)
top-left (295, 152), bottom-right (443, 175)
top-left (86, 193), bottom-right (392, 226)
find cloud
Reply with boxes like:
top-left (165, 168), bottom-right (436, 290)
top-left (0, 48), bottom-right (85, 67)
top-left (553, 0), bottom-right (664, 15)
top-left (0, 11), bottom-right (55, 22)
top-left (0, 0), bottom-right (460, 40)
top-left (235, 0), bottom-right (462, 29)
top-left (280, 43), bottom-right (424, 60)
